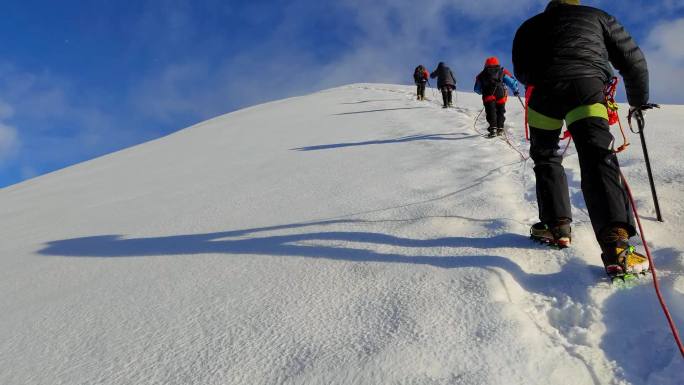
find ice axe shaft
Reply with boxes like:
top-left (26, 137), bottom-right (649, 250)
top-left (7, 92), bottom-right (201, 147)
top-left (516, 94), bottom-right (525, 110)
top-left (629, 106), bottom-right (663, 222)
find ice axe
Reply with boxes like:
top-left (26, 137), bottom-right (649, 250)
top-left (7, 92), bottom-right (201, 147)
top-left (628, 103), bottom-right (663, 222)
top-left (516, 93), bottom-right (525, 110)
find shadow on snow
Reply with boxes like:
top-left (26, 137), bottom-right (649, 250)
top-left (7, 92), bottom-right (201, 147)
top-left (38, 218), bottom-right (679, 383)
top-left (333, 107), bottom-right (428, 115)
top-left (291, 133), bottom-right (479, 151)
top-left (39, 219), bottom-right (602, 304)
top-left (340, 99), bottom-right (404, 104)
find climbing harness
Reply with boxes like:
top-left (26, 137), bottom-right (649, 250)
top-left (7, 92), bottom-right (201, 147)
top-left (604, 77), bottom-right (630, 153)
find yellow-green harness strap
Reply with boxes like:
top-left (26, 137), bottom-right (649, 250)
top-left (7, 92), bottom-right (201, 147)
top-left (565, 103), bottom-right (609, 126)
top-left (527, 107), bottom-right (563, 130)
top-left (527, 103), bottom-right (609, 130)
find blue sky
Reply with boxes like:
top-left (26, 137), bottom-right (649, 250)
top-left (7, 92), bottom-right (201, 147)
top-left (1, 0), bottom-right (683, 187)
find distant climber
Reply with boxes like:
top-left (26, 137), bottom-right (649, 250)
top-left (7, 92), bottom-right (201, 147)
top-left (474, 57), bottom-right (520, 137)
top-left (413, 65), bottom-right (429, 101)
top-left (430, 62), bottom-right (457, 108)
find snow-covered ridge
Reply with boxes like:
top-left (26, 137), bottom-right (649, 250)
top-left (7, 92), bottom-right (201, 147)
top-left (1, 84), bottom-right (682, 384)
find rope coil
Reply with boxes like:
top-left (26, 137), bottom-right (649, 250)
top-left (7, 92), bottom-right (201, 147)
top-left (605, 77), bottom-right (630, 153)
top-left (472, 107), bottom-right (529, 161)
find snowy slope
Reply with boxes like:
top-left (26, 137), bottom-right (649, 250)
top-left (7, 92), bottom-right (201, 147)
top-left (1, 84), bottom-right (682, 385)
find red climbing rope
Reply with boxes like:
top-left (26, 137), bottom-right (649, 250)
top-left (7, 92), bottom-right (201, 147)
top-left (473, 107), bottom-right (529, 162)
top-left (524, 85), bottom-right (535, 141)
top-left (620, 169), bottom-right (684, 358)
top-left (501, 126), bottom-right (530, 161)
top-left (559, 130), bottom-right (573, 157)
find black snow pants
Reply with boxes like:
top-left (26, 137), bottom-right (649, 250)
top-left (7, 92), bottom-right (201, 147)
top-left (484, 101), bottom-right (506, 130)
top-left (528, 77), bottom-right (636, 241)
top-left (416, 83), bottom-right (426, 99)
top-left (441, 86), bottom-right (453, 107)
top-left (484, 87), bottom-right (507, 131)
top-left (484, 86), bottom-right (507, 130)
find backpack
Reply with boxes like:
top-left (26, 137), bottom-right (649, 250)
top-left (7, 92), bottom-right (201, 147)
top-left (413, 66), bottom-right (426, 83)
top-left (480, 66), bottom-right (504, 95)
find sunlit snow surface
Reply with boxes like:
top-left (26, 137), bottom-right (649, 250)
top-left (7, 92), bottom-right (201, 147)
top-left (1, 84), bottom-right (682, 385)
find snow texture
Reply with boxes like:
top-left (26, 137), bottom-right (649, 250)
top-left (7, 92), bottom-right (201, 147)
top-left (1, 84), bottom-right (682, 385)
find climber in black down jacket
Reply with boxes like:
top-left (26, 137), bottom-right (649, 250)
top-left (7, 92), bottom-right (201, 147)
top-left (512, 0), bottom-right (651, 277)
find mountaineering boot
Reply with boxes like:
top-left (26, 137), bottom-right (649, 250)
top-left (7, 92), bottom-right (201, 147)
top-left (496, 127), bottom-right (504, 136)
top-left (487, 127), bottom-right (497, 138)
top-left (530, 219), bottom-right (571, 248)
top-left (601, 243), bottom-right (649, 277)
top-left (551, 218), bottom-right (572, 248)
top-left (600, 226), bottom-right (649, 277)
top-left (530, 222), bottom-right (553, 243)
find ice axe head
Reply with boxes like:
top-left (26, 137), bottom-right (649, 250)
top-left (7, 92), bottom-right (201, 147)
top-left (628, 103), bottom-right (660, 133)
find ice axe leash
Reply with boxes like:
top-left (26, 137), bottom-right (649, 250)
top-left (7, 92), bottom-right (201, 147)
top-left (628, 104), bottom-right (663, 222)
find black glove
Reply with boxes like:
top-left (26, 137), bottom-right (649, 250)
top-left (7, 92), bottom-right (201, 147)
top-left (628, 103), bottom-right (660, 133)
top-left (628, 103), bottom-right (660, 120)
top-left (514, 90), bottom-right (520, 97)
top-left (629, 103), bottom-right (659, 115)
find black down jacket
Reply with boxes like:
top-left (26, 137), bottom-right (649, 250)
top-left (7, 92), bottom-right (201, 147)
top-left (512, 2), bottom-right (649, 106)
top-left (430, 62), bottom-right (457, 89)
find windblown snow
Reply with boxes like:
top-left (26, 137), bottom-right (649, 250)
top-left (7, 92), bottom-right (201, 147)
top-left (1, 84), bottom-right (683, 385)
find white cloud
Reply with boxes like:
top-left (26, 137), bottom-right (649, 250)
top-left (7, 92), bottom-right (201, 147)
top-left (0, 63), bottom-right (152, 184)
top-left (646, 18), bottom-right (684, 63)
top-left (0, 100), bottom-right (19, 162)
top-left (642, 18), bottom-right (684, 103)
top-left (0, 121), bottom-right (19, 162)
top-left (20, 165), bottom-right (37, 180)
top-left (131, 0), bottom-right (547, 122)
top-left (131, 0), bottom-right (684, 125)
top-left (0, 101), bottom-right (14, 120)
top-left (133, 60), bottom-right (228, 122)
